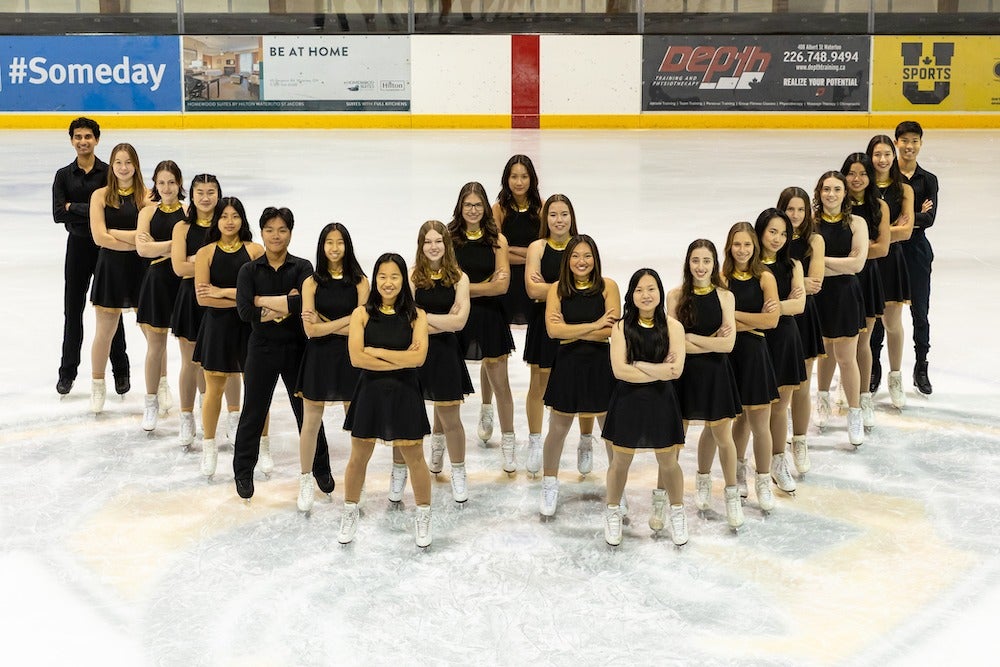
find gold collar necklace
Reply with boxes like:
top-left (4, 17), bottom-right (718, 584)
top-left (821, 212), bottom-right (844, 223)
top-left (117, 186), bottom-right (134, 197)
top-left (693, 284), bottom-right (715, 295)
top-left (574, 279), bottom-right (593, 290)
top-left (548, 237), bottom-right (569, 251)
top-left (429, 268), bottom-right (444, 280)
top-left (379, 303), bottom-right (396, 315)
top-left (638, 316), bottom-right (655, 328)
top-left (195, 218), bottom-right (213, 228)
top-left (159, 202), bottom-right (182, 213)
top-left (731, 270), bottom-right (753, 281)
top-left (217, 239), bottom-right (243, 253)
top-left (466, 227), bottom-right (483, 240)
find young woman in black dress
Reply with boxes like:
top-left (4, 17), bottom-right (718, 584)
top-left (668, 240), bottom-right (743, 529)
top-left (722, 222), bottom-right (780, 512)
top-left (193, 197), bottom-right (264, 479)
top-left (135, 160), bottom-right (186, 431)
top-left (754, 209), bottom-right (806, 495)
top-left (777, 188), bottom-right (825, 475)
top-left (88, 143), bottom-right (148, 414)
top-left (340, 254), bottom-right (432, 548)
top-left (539, 234), bottom-right (620, 517)
top-left (867, 135), bottom-right (915, 409)
top-left (295, 223), bottom-right (368, 513)
top-left (522, 195), bottom-right (596, 477)
top-left (813, 172), bottom-right (868, 448)
top-left (449, 182), bottom-right (516, 472)
top-left (603, 269), bottom-right (686, 546)
top-left (842, 153), bottom-right (891, 430)
top-left (492, 154), bottom-right (541, 327)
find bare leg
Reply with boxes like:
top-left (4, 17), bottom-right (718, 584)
top-left (770, 387), bottom-right (795, 455)
top-left (483, 358), bottom-right (514, 433)
top-left (526, 365), bottom-right (549, 433)
top-left (344, 437), bottom-right (376, 503)
top-left (817, 347), bottom-right (837, 392)
top-left (177, 338), bottom-right (201, 411)
top-left (479, 363), bottom-right (493, 405)
top-left (831, 336), bottom-right (861, 408)
top-left (399, 443), bottom-right (432, 505)
top-left (202, 373), bottom-right (229, 439)
top-left (656, 447), bottom-right (684, 505)
top-left (709, 419), bottom-right (738, 486)
top-left (225, 374), bottom-right (241, 413)
top-left (579, 415), bottom-right (595, 436)
top-left (697, 426), bottom-right (717, 476)
top-left (436, 404), bottom-right (465, 464)
top-left (790, 357), bottom-right (815, 437)
top-left (299, 399), bottom-right (325, 474)
top-left (733, 412), bottom-right (751, 461)
top-left (91, 308), bottom-right (122, 379)
top-left (143, 329), bottom-right (167, 395)
top-left (542, 411), bottom-right (573, 477)
top-left (746, 407), bottom-right (773, 473)
top-left (858, 317), bottom-right (876, 390)
top-left (605, 448), bottom-right (633, 505)
top-left (883, 302), bottom-right (904, 372)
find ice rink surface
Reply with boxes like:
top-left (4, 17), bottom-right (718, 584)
top-left (1, 128), bottom-right (999, 666)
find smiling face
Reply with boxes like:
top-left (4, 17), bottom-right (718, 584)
top-left (154, 169), bottom-right (180, 205)
top-left (324, 229), bottom-right (345, 267)
top-left (845, 161), bottom-right (869, 197)
top-left (729, 231), bottom-right (756, 269)
top-left (111, 149), bottom-right (135, 185)
top-left (784, 196), bottom-right (807, 230)
top-left (760, 217), bottom-right (788, 257)
top-left (217, 205), bottom-right (242, 239)
top-left (569, 242), bottom-right (595, 281)
top-left (688, 246), bottom-right (714, 285)
top-left (461, 193), bottom-right (485, 226)
top-left (508, 163), bottom-right (531, 200)
top-left (376, 260), bottom-right (404, 305)
top-left (546, 201), bottom-right (572, 238)
top-left (820, 176), bottom-right (846, 214)
top-left (261, 216), bottom-right (291, 255)
top-left (632, 273), bottom-right (661, 316)
top-left (869, 142), bottom-right (895, 178)
top-left (422, 228), bottom-right (445, 266)
top-left (71, 127), bottom-right (98, 160)
top-left (192, 182), bottom-right (219, 219)
top-left (896, 132), bottom-right (922, 163)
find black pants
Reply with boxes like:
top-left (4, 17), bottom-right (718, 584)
top-left (902, 233), bottom-right (933, 361)
top-left (871, 234), bottom-right (933, 364)
top-left (232, 337), bottom-right (331, 481)
top-left (60, 232), bottom-right (128, 381)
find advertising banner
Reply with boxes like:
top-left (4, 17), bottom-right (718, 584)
top-left (183, 35), bottom-right (410, 112)
top-left (0, 36), bottom-right (181, 112)
top-left (642, 35), bottom-right (870, 112)
top-left (872, 36), bottom-right (1000, 112)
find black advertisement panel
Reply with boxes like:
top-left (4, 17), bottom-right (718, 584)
top-left (643, 35), bottom-right (870, 112)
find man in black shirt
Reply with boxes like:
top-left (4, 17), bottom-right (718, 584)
top-left (896, 121), bottom-right (938, 395)
top-left (232, 206), bottom-right (333, 501)
top-left (51, 117), bottom-right (128, 396)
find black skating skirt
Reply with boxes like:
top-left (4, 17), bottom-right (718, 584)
top-left (729, 331), bottom-right (780, 408)
top-left (815, 274), bottom-right (865, 339)
top-left (675, 352), bottom-right (742, 423)
top-left (458, 296), bottom-right (515, 360)
top-left (344, 369), bottom-right (431, 442)
top-left (192, 308), bottom-right (248, 373)
top-left (91, 248), bottom-right (143, 309)
top-left (602, 380), bottom-right (685, 449)
top-left (296, 334), bottom-right (359, 403)
top-left (878, 243), bottom-right (911, 304)
top-left (858, 258), bottom-right (886, 319)
top-left (137, 258), bottom-right (181, 330)
top-left (419, 332), bottom-right (474, 403)
top-left (170, 279), bottom-right (203, 342)
top-left (795, 295), bottom-right (826, 360)
top-left (543, 340), bottom-right (613, 415)
top-left (523, 301), bottom-right (558, 368)
top-left (765, 316), bottom-right (808, 389)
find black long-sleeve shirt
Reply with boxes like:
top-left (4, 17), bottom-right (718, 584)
top-left (236, 252), bottom-right (312, 345)
top-left (52, 158), bottom-right (108, 239)
top-left (905, 163), bottom-right (939, 235)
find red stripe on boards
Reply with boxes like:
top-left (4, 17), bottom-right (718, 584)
top-left (511, 35), bottom-right (540, 129)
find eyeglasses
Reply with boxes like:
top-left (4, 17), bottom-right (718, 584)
top-left (462, 202), bottom-right (484, 210)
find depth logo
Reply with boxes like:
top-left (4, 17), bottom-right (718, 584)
top-left (900, 42), bottom-right (954, 105)
top-left (659, 45), bottom-right (770, 90)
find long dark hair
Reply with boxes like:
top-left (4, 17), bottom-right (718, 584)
top-left (675, 239), bottom-right (723, 330)
top-left (840, 152), bottom-right (882, 238)
top-left (205, 196), bottom-right (253, 244)
top-left (754, 208), bottom-right (794, 273)
top-left (622, 268), bottom-right (667, 365)
top-left (448, 182), bottom-right (500, 248)
top-left (314, 222), bottom-right (365, 286)
top-left (539, 193), bottom-right (579, 240)
top-left (365, 253), bottom-right (417, 324)
top-left (866, 134), bottom-right (904, 204)
top-left (149, 160), bottom-right (186, 202)
top-left (497, 154), bottom-right (542, 216)
top-left (776, 186), bottom-right (815, 260)
top-left (185, 173), bottom-right (222, 226)
top-left (556, 234), bottom-right (604, 299)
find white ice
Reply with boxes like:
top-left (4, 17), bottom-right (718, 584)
top-left (1, 128), bottom-right (999, 666)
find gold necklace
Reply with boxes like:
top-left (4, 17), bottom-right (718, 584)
top-left (329, 269), bottom-right (343, 279)
top-left (731, 270), bottom-right (753, 281)
top-left (429, 268), bottom-right (444, 280)
top-left (574, 278), bottom-right (593, 290)
top-left (693, 284), bottom-right (715, 295)
top-left (196, 218), bottom-right (213, 228)
top-left (821, 212), bottom-right (844, 223)
top-left (875, 179), bottom-right (892, 188)
top-left (159, 202), bottom-right (182, 213)
top-left (762, 256), bottom-right (776, 265)
top-left (379, 303), bottom-right (396, 315)
top-left (117, 186), bottom-right (134, 197)
top-left (792, 231), bottom-right (801, 240)
top-left (638, 316), bottom-right (655, 328)
top-left (217, 239), bottom-right (243, 253)
top-left (465, 227), bottom-right (483, 240)
top-left (547, 237), bottom-right (569, 251)
top-left (514, 200), bottom-right (530, 213)
top-left (852, 196), bottom-right (865, 206)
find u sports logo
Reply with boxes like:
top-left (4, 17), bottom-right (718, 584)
top-left (900, 41), bottom-right (954, 105)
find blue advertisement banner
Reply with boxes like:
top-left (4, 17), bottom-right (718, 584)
top-left (0, 36), bottom-right (181, 112)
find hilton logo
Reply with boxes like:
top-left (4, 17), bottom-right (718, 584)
top-left (900, 42), bottom-right (954, 105)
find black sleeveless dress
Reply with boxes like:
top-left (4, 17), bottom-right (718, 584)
top-left (602, 324), bottom-right (684, 449)
top-left (343, 310), bottom-right (431, 442)
top-left (192, 244), bottom-right (251, 373)
top-left (543, 287), bottom-right (614, 415)
top-left (295, 276), bottom-right (361, 402)
top-left (91, 195), bottom-right (143, 309)
top-left (415, 278), bottom-right (474, 402)
top-left (852, 198), bottom-right (886, 319)
top-left (500, 207), bottom-right (539, 325)
top-left (876, 182), bottom-right (912, 304)
top-left (675, 288), bottom-right (742, 422)
top-left (170, 220), bottom-right (212, 342)
top-left (454, 234), bottom-right (515, 360)
top-left (815, 217), bottom-right (865, 338)
top-left (727, 274), bottom-right (780, 407)
top-left (788, 234), bottom-right (825, 360)
top-left (762, 259), bottom-right (808, 389)
top-left (523, 241), bottom-right (565, 368)
top-left (137, 206), bottom-right (185, 331)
